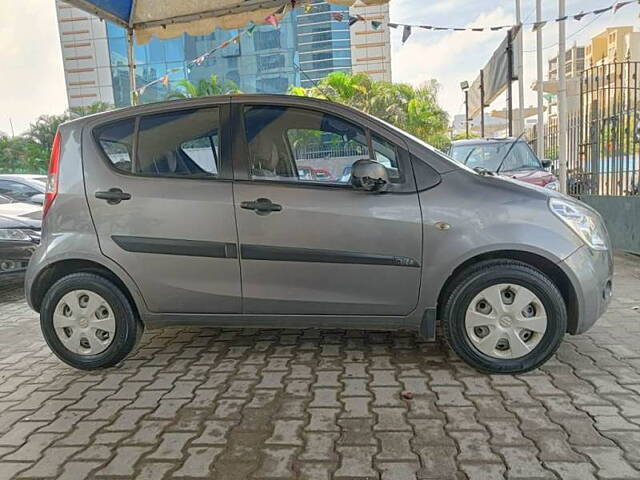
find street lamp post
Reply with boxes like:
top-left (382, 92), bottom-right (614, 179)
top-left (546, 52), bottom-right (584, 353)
top-left (460, 81), bottom-right (470, 138)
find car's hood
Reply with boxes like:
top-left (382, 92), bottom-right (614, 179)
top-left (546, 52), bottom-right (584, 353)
top-left (499, 169), bottom-right (556, 186)
top-left (0, 203), bottom-right (42, 228)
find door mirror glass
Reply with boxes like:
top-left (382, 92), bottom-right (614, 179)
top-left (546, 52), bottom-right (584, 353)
top-left (350, 159), bottom-right (390, 193)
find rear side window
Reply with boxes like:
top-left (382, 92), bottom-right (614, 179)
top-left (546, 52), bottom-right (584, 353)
top-left (94, 119), bottom-right (135, 173)
top-left (136, 108), bottom-right (220, 177)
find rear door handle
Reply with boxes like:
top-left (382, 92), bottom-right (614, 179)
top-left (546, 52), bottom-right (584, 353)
top-left (95, 188), bottom-right (131, 205)
top-left (240, 198), bottom-right (282, 215)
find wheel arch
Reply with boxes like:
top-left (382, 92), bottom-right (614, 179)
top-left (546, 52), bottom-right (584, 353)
top-left (435, 250), bottom-right (579, 334)
top-left (29, 259), bottom-right (142, 321)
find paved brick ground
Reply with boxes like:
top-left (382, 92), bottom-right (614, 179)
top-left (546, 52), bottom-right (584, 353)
top-left (0, 254), bottom-right (639, 479)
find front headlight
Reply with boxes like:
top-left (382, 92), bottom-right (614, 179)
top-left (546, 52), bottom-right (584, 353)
top-left (549, 198), bottom-right (608, 250)
top-left (0, 229), bottom-right (31, 242)
top-left (545, 180), bottom-right (560, 191)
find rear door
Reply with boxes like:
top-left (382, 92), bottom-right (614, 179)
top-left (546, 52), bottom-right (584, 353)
top-left (84, 103), bottom-right (241, 314)
top-left (232, 102), bottom-right (423, 315)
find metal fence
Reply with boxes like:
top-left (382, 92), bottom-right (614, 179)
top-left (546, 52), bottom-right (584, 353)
top-left (529, 61), bottom-right (639, 196)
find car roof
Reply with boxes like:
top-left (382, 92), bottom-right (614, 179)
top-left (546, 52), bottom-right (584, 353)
top-left (0, 174), bottom-right (47, 183)
top-left (451, 137), bottom-right (526, 146)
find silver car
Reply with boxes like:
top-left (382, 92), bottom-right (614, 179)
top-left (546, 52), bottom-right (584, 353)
top-left (25, 95), bottom-right (613, 374)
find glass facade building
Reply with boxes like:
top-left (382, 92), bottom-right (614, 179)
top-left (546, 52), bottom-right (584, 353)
top-left (56, 1), bottom-right (389, 109)
top-left (297, 1), bottom-right (353, 87)
top-left (106, 13), bottom-right (302, 107)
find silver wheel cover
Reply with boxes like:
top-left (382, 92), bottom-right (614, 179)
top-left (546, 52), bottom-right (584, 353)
top-left (52, 290), bottom-right (116, 356)
top-left (464, 283), bottom-right (548, 360)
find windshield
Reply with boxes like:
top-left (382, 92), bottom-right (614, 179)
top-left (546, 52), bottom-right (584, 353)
top-left (450, 141), bottom-right (542, 172)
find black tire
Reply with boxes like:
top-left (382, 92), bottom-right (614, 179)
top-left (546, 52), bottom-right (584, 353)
top-left (442, 260), bottom-right (567, 374)
top-left (40, 273), bottom-right (143, 370)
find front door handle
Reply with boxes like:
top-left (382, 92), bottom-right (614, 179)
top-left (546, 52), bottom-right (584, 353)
top-left (240, 198), bottom-right (282, 215)
top-left (95, 188), bottom-right (131, 205)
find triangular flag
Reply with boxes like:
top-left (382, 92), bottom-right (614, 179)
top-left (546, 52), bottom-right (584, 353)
top-left (139, 85), bottom-right (147, 95)
top-left (555, 15), bottom-right (568, 21)
top-left (290, 0), bottom-right (297, 8)
top-left (371, 20), bottom-right (382, 30)
top-left (232, 34), bottom-right (241, 44)
top-left (402, 25), bottom-right (412, 43)
top-left (490, 26), bottom-right (504, 30)
top-left (265, 13), bottom-right (279, 28)
top-left (304, 2), bottom-right (313, 13)
top-left (331, 11), bottom-right (344, 22)
top-left (162, 75), bottom-right (169, 87)
top-left (471, 28), bottom-right (484, 32)
top-left (246, 23), bottom-right (256, 35)
top-left (453, 27), bottom-right (466, 31)
top-left (531, 21), bottom-right (547, 31)
top-left (420, 25), bottom-right (433, 30)
top-left (388, 22), bottom-right (399, 29)
top-left (275, 4), bottom-right (286, 14)
top-left (348, 15), bottom-right (363, 26)
top-left (614, 1), bottom-right (632, 13)
top-left (220, 40), bottom-right (230, 49)
top-left (593, 7), bottom-right (613, 14)
top-left (573, 11), bottom-right (588, 21)
top-left (434, 27), bottom-right (449, 31)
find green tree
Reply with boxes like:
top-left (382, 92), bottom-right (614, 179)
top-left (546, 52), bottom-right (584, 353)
top-left (167, 75), bottom-right (241, 99)
top-left (26, 114), bottom-right (68, 153)
top-left (1, 102), bottom-right (114, 174)
top-left (289, 72), bottom-right (449, 147)
top-left (0, 136), bottom-right (48, 174)
top-left (69, 101), bottom-right (113, 119)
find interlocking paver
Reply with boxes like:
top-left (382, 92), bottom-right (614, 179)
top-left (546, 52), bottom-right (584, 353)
top-left (0, 254), bottom-right (639, 479)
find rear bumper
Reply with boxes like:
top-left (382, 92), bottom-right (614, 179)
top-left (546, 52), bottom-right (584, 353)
top-left (559, 245), bottom-right (613, 334)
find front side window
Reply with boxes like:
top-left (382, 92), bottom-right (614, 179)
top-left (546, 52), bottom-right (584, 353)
top-left (136, 108), bottom-right (220, 177)
top-left (244, 106), bottom-right (376, 184)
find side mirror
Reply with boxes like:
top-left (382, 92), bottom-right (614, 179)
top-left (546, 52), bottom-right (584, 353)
top-left (541, 159), bottom-right (553, 169)
top-left (350, 159), bottom-right (390, 193)
top-left (30, 193), bottom-right (45, 205)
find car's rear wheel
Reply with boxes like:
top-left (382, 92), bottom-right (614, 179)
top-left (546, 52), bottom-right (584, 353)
top-left (442, 260), bottom-right (567, 374)
top-left (40, 273), bottom-right (143, 370)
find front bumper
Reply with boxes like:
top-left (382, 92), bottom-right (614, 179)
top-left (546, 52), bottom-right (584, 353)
top-left (559, 245), bottom-right (613, 334)
top-left (0, 241), bottom-right (38, 283)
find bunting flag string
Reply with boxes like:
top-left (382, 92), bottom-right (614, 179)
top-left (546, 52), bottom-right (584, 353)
top-left (132, 0), bottom-right (638, 96)
top-left (381, 0), bottom-right (637, 43)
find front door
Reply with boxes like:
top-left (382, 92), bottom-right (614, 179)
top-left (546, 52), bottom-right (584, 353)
top-left (233, 104), bottom-right (422, 315)
top-left (84, 104), bottom-right (241, 314)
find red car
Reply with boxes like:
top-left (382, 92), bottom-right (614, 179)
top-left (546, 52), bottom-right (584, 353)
top-left (449, 138), bottom-right (559, 190)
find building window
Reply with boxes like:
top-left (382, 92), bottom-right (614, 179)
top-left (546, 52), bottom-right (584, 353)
top-left (258, 54), bottom-right (286, 72)
top-left (254, 30), bottom-right (281, 51)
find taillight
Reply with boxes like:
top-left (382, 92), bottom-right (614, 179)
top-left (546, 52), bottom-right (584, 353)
top-left (43, 131), bottom-right (61, 218)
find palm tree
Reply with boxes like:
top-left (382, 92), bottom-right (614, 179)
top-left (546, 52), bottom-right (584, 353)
top-left (289, 72), bottom-right (449, 147)
top-left (69, 101), bottom-right (113, 119)
top-left (168, 75), bottom-right (241, 99)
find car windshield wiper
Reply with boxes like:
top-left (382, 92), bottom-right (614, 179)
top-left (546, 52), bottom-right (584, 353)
top-left (496, 132), bottom-right (526, 174)
top-left (503, 165), bottom-right (537, 172)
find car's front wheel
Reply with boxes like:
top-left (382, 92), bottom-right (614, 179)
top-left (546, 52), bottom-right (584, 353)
top-left (442, 260), bottom-right (567, 374)
top-left (40, 273), bottom-right (143, 370)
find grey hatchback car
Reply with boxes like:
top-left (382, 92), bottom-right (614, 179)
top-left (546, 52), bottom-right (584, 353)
top-left (26, 94), bottom-right (613, 374)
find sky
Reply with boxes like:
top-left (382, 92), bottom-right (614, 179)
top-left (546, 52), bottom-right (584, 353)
top-left (0, 0), bottom-right (638, 136)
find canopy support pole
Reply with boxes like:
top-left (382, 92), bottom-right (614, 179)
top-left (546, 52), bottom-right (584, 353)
top-left (127, 28), bottom-right (137, 106)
